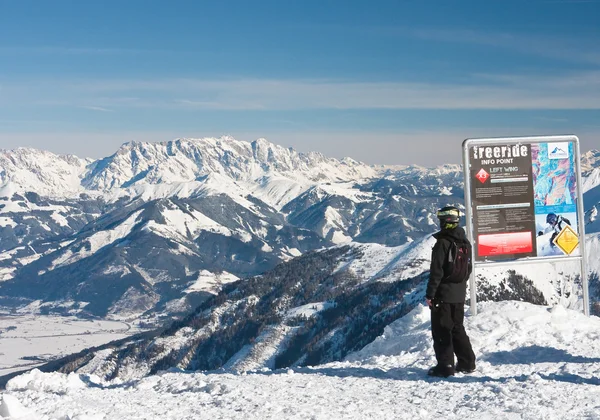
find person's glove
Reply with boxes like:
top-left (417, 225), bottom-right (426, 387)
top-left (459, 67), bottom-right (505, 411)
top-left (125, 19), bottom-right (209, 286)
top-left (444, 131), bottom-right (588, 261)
top-left (538, 231), bottom-right (543, 237)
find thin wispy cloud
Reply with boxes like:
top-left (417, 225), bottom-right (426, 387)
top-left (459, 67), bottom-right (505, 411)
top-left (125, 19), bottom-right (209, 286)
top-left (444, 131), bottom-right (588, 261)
top-left (4, 72), bottom-right (600, 111)
top-left (297, 22), bottom-right (600, 65)
top-left (0, 119), bottom-right (61, 125)
top-left (79, 105), bottom-right (113, 112)
top-left (406, 28), bottom-right (600, 66)
top-left (533, 116), bottom-right (570, 123)
top-left (322, 22), bottom-right (598, 67)
top-left (0, 46), bottom-right (163, 55)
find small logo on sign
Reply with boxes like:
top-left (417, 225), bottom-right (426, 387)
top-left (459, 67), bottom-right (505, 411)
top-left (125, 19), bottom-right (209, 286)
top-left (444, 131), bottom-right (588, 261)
top-left (475, 168), bottom-right (489, 184)
top-left (548, 142), bottom-right (569, 160)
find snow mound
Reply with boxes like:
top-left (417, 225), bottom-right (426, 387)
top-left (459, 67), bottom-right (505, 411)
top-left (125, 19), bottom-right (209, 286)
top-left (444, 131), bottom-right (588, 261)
top-left (6, 369), bottom-right (89, 395)
top-left (348, 300), bottom-right (600, 370)
top-left (0, 394), bottom-right (35, 420)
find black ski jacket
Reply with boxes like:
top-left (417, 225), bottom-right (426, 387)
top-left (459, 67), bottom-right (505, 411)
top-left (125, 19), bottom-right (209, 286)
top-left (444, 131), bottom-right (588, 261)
top-left (426, 226), bottom-right (472, 303)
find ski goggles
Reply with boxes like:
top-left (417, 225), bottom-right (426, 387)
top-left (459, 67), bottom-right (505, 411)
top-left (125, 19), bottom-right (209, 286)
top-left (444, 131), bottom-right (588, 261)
top-left (437, 208), bottom-right (460, 219)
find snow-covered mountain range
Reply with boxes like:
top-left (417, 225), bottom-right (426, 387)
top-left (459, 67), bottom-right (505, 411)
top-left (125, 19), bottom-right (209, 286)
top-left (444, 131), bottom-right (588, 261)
top-left (0, 137), bottom-right (599, 327)
top-left (0, 136), bottom-right (598, 384)
top-left (0, 137), bottom-right (375, 202)
top-left (0, 137), bottom-right (464, 319)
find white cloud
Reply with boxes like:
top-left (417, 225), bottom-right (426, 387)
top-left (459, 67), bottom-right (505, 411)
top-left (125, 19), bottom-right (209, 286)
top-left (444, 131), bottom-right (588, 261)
top-left (79, 105), bottom-right (113, 112)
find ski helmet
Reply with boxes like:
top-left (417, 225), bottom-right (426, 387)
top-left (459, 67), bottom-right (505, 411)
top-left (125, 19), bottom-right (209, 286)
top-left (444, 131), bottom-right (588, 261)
top-left (437, 206), bottom-right (460, 224)
top-left (546, 213), bottom-right (558, 225)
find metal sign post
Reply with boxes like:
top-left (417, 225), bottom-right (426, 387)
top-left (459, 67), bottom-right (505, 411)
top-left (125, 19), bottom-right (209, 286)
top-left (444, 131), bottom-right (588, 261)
top-left (462, 135), bottom-right (589, 316)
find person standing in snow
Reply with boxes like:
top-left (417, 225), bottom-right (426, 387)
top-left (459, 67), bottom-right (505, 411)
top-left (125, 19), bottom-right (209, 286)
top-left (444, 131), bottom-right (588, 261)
top-left (425, 206), bottom-right (476, 378)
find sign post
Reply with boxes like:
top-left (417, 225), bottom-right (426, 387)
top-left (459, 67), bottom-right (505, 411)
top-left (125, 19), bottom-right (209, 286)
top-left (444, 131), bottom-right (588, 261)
top-left (462, 135), bottom-right (588, 316)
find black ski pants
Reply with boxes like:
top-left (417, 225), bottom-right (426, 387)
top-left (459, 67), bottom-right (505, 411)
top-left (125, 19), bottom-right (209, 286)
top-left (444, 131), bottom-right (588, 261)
top-left (430, 301), bottom-right (476, 368)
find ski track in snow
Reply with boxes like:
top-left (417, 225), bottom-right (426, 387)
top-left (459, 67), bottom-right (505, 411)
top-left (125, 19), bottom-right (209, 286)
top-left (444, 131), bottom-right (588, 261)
top-left (2, 301), bottom-right (600, 419)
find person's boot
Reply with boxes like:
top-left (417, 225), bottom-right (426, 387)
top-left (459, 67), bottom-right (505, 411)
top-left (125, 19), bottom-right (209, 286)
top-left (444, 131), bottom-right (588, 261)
top-left (455, 363), bottom-right (476, 374)
top-left (427, 364), bottom-right (455, 378)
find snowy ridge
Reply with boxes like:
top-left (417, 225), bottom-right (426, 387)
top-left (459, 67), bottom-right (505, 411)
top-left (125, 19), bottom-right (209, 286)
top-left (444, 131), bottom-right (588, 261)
top-left (333, 236), bottom-right (435, 283)
top-left (584, 178), bottom-right (600, 234)
top-left (583, 168), bottom-right (600, 193)
top-left (373, 163), bottom-right (462, 178)
top-left (0, 148), bottom-right (91, 198)
top-left (82, 137), bottom-right (376, 207)
top-left (347, 300), bottom-right (600, 374)
top-left (2, 300), bottom-right (600, 419)
top-left (1, 137), bottom-right (376, 209)
top-left (223, 324), bottom-right (295, 372)
top-left (587, 206), bottom-right (600, 233)
top-left (52, 209), bottom-right (144, 270)
top-left (0, 137), bottom-right (469, 318)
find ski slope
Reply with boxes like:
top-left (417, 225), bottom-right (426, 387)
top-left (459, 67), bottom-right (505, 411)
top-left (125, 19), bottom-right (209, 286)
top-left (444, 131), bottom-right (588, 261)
top-left (1, 300), bottom-right (599, 419)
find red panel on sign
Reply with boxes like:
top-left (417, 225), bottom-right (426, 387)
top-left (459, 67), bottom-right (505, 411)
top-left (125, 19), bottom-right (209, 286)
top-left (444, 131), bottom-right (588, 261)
top-left (478, 232), bottom-right (533, 257)
top-left (475, 168), bottom-right (489, 184)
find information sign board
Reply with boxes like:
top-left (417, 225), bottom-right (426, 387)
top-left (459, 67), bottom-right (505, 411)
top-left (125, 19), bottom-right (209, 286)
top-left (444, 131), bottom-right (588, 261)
top-left (462, 135), bottom-right (588, 316)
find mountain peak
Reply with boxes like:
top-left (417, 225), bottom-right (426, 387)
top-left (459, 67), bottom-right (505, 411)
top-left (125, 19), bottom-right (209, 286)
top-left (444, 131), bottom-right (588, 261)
top-left (582, 149), bottom-right (600, 175)
top-left (251, 137), bottom-right (270, 146)
top-left (0, 147), bottom-right (91, 197)
top-left (80, 136), bottom-right (376, 194)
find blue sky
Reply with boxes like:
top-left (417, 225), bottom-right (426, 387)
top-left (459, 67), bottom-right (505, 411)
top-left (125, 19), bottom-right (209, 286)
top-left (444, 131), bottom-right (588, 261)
top-left (1, 0), bottom-right (599, 165)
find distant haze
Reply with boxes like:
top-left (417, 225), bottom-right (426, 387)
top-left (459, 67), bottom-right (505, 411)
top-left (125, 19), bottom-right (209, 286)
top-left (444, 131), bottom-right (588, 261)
top-left (0, 130), bottom-right (597, 167)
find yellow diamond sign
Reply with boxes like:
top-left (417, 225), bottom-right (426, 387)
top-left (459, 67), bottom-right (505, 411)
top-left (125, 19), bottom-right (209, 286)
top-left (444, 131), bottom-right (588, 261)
top-left (553, 224), bottom-right (579, 255)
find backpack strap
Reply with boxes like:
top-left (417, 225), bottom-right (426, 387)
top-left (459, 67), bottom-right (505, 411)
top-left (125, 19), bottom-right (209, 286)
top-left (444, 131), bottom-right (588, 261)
top-left (447, 241), bottom-right (457, 264)
top-left (441, 240), bottom-right (457, 281)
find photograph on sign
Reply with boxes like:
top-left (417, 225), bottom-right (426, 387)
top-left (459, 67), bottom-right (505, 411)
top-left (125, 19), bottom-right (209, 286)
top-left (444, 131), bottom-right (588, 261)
top-left (535, 212), bottom-right (578, 256)
top-left (531, 142), bottom-right (580, 257)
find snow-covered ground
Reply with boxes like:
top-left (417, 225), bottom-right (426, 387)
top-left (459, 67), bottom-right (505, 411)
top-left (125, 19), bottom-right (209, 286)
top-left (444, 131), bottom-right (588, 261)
top-left (0, 314), bottom-right (142, 376)
top-left (2, 300), bottom-right (599, 419)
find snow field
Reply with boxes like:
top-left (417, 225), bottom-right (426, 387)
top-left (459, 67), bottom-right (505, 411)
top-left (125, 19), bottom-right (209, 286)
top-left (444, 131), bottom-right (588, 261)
top-left (184, 270), bottom-right (239, 294)
top-left (0, 314), bottom-right (138, 376)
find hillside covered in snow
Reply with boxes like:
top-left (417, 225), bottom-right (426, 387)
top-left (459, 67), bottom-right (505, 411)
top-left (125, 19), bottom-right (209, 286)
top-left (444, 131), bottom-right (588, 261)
top-left (1, 300), bottom-right (599, 419)
top-left (0, 228), bottom-right (595, 385)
